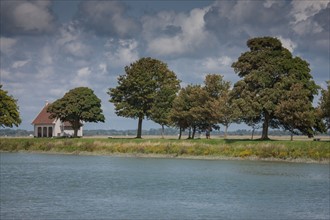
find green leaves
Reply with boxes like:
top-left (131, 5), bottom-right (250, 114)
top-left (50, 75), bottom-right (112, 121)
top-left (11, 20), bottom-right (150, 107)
top-left (108, 57), bottom-right (180, 138)
top-left (47, 87), bottom-right (105, 137)
top-left (232, 37), bottom-right (322, 139)
top-left (319, 81), bottom-right (330, 130)
top-left (0, 85), bottom-right (22, 128)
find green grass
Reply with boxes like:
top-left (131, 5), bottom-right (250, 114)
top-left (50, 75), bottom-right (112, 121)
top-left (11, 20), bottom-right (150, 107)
top-left (0, 137), bottom-right (329, 162)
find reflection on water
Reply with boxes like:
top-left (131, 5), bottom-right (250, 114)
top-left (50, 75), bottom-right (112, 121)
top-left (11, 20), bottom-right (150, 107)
top-left (1, 153), bottom-right (329, 219)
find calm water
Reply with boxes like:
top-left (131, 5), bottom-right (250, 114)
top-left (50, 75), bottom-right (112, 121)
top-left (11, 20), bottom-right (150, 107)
top-left (1, 153), bottom-right (329, 220)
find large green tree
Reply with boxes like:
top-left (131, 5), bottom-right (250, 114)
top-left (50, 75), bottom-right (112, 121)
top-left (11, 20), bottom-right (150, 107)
top-left (47, 87), bottom-right (105, 137)
top-left (204, 74), bottom-right (239, 138)
top-left (275, 83), bottom-right (323, 140)
top-left (170, 74), bottom-right (235, 139)
top-left (0, 85), bottom-right (22, 128)
top-left (232, 37), bottom-right (320, 140)
top-left (170, 84), bottom-right (208, 139)
top-left (108, 57), bottom-right (180, 138)
top-left (150, 81), bottom-right (180, 138)
top-left (319, 81), bottom-right (330, 130)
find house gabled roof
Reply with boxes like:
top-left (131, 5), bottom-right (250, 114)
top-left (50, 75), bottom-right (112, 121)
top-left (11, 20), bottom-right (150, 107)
top-left (32, 103), bottom-right (55, 125)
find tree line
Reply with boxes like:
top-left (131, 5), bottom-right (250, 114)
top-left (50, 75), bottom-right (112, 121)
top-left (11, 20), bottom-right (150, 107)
top-left (1, 37), bottom-right (329, 139)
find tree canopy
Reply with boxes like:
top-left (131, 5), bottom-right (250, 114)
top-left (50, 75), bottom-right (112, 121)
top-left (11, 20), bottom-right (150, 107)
top-left (0, 85), bottom-right (22, 128)
top-left (319, 81), bottom-right (330, 130)
top-left (108, 57), bottom-right (180, 138)
top-left (47, 87), bottom-right (105, 137)
top-left (169, 74), bottom-right (236, 139)
top-left (232, 37), bottom-right (321, 140)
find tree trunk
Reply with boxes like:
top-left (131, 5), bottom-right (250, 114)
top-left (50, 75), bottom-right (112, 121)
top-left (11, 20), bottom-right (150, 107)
top-left (136, 116), bottom-right (143, 138)
top-left (261, 112), bottom-right (270, 140)
top-left (178, 127), bottom-right (182, 140)
top-left (161, 125), bottom-right (165, 139)
top-left (192, 126), bottom-right (196, 139)
top-left (290, 132), bottom-right (293, 141)
top-left (73, 129), bottom-right (78, 138)
top-left (251, 128), bottom-right (255, 140)
top-left (188, 127), bottom-right (192, 139)
top-left (72, 120), bottom-right (80, 138)
top-left (224, 125), bottom-right (228, 139)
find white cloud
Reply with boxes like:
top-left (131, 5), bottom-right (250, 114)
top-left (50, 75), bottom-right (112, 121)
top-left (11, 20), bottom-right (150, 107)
top-left (64, 41), bottom-right (90, 58)
top-left (40, 46), bottom-right (53, 65)
top-left (56, 22), bottom-right (80, 46)
top-left (277, 36), bottom-right (297, 53)
top-left (201, 56), bottom-right (233, 72)
top-left (56, 22), bottom-right (91, 58)
top-left (291, 1), bottom-right (328, 23)
top-left (144, 7), bottom-right (211, 56)
top-left (0, 37), bottom-right (17, 54)
top-left (290, 1), bottom-right (328, 35)
top-left (12, 60), bottom-right (30, 68)
top-left (0, 69), bottom-right (11, 81)
top-left (104, 38), bottom-right (139, 67)
top-left (99, 63), bottom-right (107, 74)
top-left (71, 67), bottom-right (92, 87)
top-left (77, 67), bottom-right (91, 78)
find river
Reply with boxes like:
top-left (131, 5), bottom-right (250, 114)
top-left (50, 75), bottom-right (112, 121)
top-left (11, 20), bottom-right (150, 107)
top-left (1, 153), bottom-right (329, 219)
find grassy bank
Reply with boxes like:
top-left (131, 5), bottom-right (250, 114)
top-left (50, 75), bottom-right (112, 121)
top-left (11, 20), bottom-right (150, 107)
top-left (0, 137), bottom-right (329, 163)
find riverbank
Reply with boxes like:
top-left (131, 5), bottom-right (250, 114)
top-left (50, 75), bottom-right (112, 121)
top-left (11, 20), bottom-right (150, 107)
top-left (0, 137), bottom-right (329, 163)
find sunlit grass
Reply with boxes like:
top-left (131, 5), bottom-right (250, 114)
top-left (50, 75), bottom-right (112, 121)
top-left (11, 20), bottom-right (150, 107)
top-left (0, 137), bottom-right (329, 162)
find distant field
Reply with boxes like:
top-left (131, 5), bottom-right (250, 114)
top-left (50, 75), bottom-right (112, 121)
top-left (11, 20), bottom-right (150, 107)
top-left (1, 136), bottom-right (329, 163)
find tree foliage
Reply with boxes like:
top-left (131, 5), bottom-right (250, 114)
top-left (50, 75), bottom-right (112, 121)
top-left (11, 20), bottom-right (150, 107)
top-left (319, 81), bottom-right (330, 130)
top-left (108, 57), bottom-right (180, 138)
top-left (47, 87), bottom-right (105, 137)
top-left (0, 85), bottom-right (22, 128)
top-left (170, 84), bottom-right (208, 139)
top-left (232, 37), bottom-right (321, 139)
top-left (170, 74), bottom-right (236, 139)
top-left (204, 74), bottom-right (239, 138)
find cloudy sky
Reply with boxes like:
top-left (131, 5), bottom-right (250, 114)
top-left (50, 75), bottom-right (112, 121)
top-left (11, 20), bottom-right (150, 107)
top-left (1, 0), bottom-right (329, 131)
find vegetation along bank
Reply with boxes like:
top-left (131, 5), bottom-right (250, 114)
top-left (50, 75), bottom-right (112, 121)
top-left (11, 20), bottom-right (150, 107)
top-left (1, 138), bottom-right (329, 163)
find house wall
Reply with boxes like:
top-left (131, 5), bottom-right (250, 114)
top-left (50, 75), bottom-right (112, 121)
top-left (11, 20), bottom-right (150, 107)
top-left (54, 119), bottom-right (62, 137)
top-left (34, 124), bottom-right (55, 137)
top-left (34, 120), bottom-right (83, 137)
top-left (62, 126), bottom-right (83, 137)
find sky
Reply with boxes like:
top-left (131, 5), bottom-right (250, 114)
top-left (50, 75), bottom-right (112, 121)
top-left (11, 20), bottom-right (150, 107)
top-left (1, 0), bottom-right (329, 132)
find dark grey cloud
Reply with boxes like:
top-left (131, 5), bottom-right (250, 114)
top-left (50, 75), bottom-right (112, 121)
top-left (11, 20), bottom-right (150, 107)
top-left (291, 2), bottom-right (329, 58)
top-left (162, 25), bottom-right (182, 37)
top-left (75, 1), bottom-right (140, 38)
top-left (0, 0), bottom-right (56, 36)
top-left (314, 3), bottom-right (330, 32)
top-left (204, 0), bottom-right (292, 42)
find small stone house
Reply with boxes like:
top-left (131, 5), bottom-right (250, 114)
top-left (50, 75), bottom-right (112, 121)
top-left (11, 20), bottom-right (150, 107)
top-left (31, 103), bottom-right (83, 137)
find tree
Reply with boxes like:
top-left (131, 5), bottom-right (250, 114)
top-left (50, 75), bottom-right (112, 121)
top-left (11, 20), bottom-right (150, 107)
top-left (47, 87), bottom-right (105, 137)
top-left (150, 78), bottom-right (180, 138)
top-left (204, 74), bottom-right (239, 138)
top-left (0, 85), bottom-right (22, 128)
top-left (169, 86), bottom-right (192, 139)
top-left (170, 84), bottom-right (208, 139)
top-left (232, 37), bottom-right (320, 140)
top-left (108, 57), bottom-right (180, 138)
top-left (319, 81), bottom-right (330, 130)
top-left (275, 83), bottom-right (322, 140)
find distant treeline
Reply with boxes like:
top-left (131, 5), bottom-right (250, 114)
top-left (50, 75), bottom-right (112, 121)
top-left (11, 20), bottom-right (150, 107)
top-left (1, 128), bottom-right (328, 137)
top-left (0, 129), bottom-right (33, 137)
top-left (83, 128), bottom-right (329, 137)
